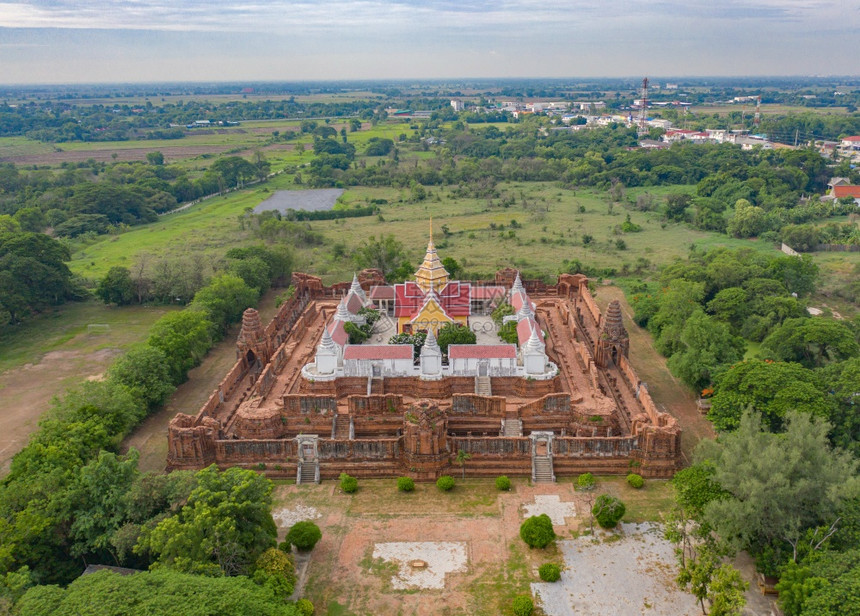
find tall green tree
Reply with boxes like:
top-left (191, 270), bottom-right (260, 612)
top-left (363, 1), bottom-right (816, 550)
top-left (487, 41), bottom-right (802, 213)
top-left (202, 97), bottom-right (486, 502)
top-left (136, 466), bottom-right (277, 576)
top-left (697, 411), bottom-right (859, 575)
top-left (667, 309), bottom-right (745, 390)
top-left (761, 318), bottom-right (859, 368)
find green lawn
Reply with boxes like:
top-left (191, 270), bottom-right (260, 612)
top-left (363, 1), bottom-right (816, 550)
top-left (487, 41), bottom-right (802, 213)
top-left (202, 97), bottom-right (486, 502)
top-left (0, 301), bottom-right (178, 374)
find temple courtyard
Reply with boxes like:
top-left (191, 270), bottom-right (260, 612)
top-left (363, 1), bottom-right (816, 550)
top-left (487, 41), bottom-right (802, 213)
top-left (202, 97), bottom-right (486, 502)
top-left (271, 478), bottom-right (776, 616)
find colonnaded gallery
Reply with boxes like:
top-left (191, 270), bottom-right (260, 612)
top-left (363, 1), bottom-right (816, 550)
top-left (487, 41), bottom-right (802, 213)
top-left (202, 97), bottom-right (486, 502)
top-left (168, 227), bottom-right (681, 482)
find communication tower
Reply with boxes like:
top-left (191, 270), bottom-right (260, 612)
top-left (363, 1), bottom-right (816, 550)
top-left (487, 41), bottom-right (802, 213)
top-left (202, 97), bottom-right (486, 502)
top-left (753, 95), bottom-right (761, 128)
top-left (638, 77), bottom-right (649, 137)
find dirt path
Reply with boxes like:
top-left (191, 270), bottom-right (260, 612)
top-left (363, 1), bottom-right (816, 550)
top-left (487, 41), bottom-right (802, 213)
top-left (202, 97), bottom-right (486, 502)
top-left (121, 290), bottom-right (282, 472)
top-left (593, 286), bottom-right (714, 461)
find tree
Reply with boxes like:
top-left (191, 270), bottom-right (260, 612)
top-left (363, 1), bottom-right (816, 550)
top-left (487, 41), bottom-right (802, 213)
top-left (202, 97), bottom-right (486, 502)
top-left (147, 310), bottom-right (214, 384)
top-left (726, 199), bottom-right (768, 238)
top-left (108, 345), bottom-right (175, 410)
top-left (761, 318), bottom-right (859, 368)
top-left (191, 274), bottom-right (259, 333)
top-left (96, 266), bottom-right (135, 305)
top-left (353, 234), bottom-right (408, 280)
top-left (520, 514), bottom-right (555, 548)
top-left (16, 568), bottom-right (302, 616)
top-left (67, 450), bottom-right (140, 562)
top-left (146, 151), bottom-right (164, 166)
top-left (817, 357), bottom-right (860, 456)
top-left (436, 323), bottom-right (477, 355)
top-left (667, 310), bottom-right (745, 390)
top-left (285, 521), bottom-right (322, 551)
top-left (454, 449), bottom-right (471, 480)
top-left (707, 360), bottom-right (831, 432)
top-left (649, 279), bottom-right (706, 357)
top-left (252, 547), bottom-right (297, 598)
top-left (697, 411), bottom-right (859, 575)
top-left (665, 193), bottom-right (692, 221)
top-left (136, 465), bottom-right (277, 576)
top-left (592, 495), bottom-right (626, 528)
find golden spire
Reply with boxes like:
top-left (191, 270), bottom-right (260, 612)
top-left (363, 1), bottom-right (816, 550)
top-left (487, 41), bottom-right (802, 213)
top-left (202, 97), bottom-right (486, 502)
top-left (414, 217), bottom-right (449, 293)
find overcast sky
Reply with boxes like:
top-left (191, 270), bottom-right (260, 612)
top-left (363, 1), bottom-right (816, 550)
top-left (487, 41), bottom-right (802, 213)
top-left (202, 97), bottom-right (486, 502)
top-left (0, 1), bottom-right (857, 84)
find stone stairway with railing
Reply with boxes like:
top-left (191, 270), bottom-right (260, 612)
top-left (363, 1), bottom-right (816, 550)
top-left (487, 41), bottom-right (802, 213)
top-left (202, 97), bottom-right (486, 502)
top-left (475, 376), bottom-right (492, 396)
top-left (297, 461), bottom-right (319, 485)
top-left (532, 456), bottom-right (555, 483)
top-left (333, 414), bottom-right (351, 440)
top-left (503, 418), bottom-right (523, 437)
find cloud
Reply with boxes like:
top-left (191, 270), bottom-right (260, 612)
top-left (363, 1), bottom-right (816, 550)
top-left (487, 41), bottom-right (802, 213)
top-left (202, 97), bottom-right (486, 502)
top-left (0, 0), bottom-right (848, 33)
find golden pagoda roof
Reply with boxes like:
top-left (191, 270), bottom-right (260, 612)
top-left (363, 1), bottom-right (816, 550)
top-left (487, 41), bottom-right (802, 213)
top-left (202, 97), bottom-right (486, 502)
top-left (414, 219), bottom-right (449, 293)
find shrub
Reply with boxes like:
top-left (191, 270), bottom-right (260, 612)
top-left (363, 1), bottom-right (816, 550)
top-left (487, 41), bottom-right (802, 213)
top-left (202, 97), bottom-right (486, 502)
top-left (576, 472), bottom-right (596, 491)
top-left (538, 563), bottom-right (562, 582)
top-left (592, 494), bottom-right (626, 529)
top-left (339, 472), bottom-right (358, 493)
top-left (495, 475), bottom-right (512, 491)
top-left (626, 473), bottom-right (644, 489)
top-left (296, 598), bottom-right (315, 615)
top-left (286, 521), bottom-right (322, 551)
top-left (512, 594), bottom-right (534, 616)
top-left (436, 475), bottom-right (455, 491)
top-left (397, 476), bottom-right (415, 492)
top-left (252, 547), bottom-right (297, 597)
top-left (519, 514), bottom-right (556, 548)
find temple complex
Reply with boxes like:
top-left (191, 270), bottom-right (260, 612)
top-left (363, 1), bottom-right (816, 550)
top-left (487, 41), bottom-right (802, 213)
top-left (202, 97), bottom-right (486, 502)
top-left (168, 230), bottom-right (681, 483)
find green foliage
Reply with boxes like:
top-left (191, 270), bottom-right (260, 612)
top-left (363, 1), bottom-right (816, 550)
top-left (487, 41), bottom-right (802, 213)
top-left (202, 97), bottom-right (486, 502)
top-left (666, 309), bottom-right (745, 390)
top-left (397, 477), bottom-right (415, 492)
top-left (190, 274), bottom-right (259, 334)
top-left (592, 495), bottom-right (626, 528)
top-left (707, 360), bottom-right (831, 432)
top-left (817, 357), bottom-right (860, 456)
top-left (344, 321), bottom-right (369, 345)
top-left (285, 521), bottom-right (322, 552)
top-left (0, 231), bottom-right (77, 325)
top-left (511, 594), bottom-right (534, 616)
top-left (296, 598), bottom-right (315, 616)
top-left (495, 476), bottom-right (512, 491)
top-left (626, 473), bottom-right (644, 489)
top-left (353, 234), bottom-right (409, 281)
top-left (108, 345), bottom-right (175, 410)
top-left (16, 568), bottom-right (302, 616)
top-left (137, 465), bottom-right (277, 575)
top-left (147, 310), bottom-right (214, 384)
top-left (252, 547), bottom-right (297, 598)
top-left (339, 473), bottom-right (358, 494)
top-left (96, 266), bottom-right (135, 305)
top-left (761, 317), bottom-right (859, 369)
top-left (697, 411), bottom-right (859, 576)
top-left (436, 475), bottom-right (455, 492)
top-left (576, 473), bottom-right (596, 491)
top-left (538, 563), bottom-right (561, 582)
top-left (498, 320), bottom-right (519, 344)
top-left (519, 514), bottom-right (556, 548)
top-left (436, 322), bottom-right (477, 355)
top-left (491, 302), bottom-right (515, 326)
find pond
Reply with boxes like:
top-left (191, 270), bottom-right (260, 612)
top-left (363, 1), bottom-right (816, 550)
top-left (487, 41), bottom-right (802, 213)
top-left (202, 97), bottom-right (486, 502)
top-left (253, 188), bottom-right (345, 214)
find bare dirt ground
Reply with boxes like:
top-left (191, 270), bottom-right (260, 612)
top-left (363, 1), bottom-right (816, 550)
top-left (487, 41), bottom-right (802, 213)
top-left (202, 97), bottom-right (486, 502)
top-left (274, 479), bottom-right (774, 616)
top-left (0, 145), bottom-right (239, 165)
top-left (594, 286), bottom-right (714, 460)
top-left (0, 347), bottom-right (120, 475)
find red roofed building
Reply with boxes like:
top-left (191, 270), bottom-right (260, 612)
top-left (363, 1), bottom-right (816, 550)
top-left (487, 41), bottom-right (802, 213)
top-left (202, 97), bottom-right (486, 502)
top-left (343, 344), bottom-right (415, 377)
top-left (840, 136), bottom-right (860, 151)
top-left (449, 344), bottom-right (518, 376)
top-left (833, 185), bottom-right (860, 201)
top-left (392, 223), bottom-right (502, 334)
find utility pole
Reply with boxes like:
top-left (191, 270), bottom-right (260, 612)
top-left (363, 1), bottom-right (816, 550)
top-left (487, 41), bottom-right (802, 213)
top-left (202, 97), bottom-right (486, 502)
top-left (753, 95), bottom-right (761, 130)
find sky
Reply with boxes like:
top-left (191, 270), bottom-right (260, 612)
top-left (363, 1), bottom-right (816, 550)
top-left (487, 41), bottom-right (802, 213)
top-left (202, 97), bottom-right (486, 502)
top-left (0, 0), bottom-right (858, 84)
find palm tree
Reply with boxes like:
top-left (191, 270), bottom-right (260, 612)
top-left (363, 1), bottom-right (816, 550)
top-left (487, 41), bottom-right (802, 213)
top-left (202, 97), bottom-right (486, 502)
top-left (455, 449), bottom-right (471, 480)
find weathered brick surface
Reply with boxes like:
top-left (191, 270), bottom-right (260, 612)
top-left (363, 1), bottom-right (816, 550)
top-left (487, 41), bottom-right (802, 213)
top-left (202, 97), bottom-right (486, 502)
top-left (167, 271), bottom-right (683, 478)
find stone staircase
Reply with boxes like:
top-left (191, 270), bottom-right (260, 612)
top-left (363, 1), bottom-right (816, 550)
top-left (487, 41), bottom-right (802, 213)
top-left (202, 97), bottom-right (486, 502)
top-left (333, 414), bottom-right (351, 440)
top-left (532, 456), bottom-right (555, 483)
top-left (503, 418), bottom-right (523, 437)
top-left (370, 377), bottom-right (384, 395)
top-left (475, 376), bottom-right (492, 396)
top-left (297, 461), bottom-right (318, 485)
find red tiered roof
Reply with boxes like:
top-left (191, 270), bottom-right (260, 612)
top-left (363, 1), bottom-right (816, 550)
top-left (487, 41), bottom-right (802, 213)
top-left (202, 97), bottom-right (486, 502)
top-left (394, 281), bottom-right (471, 318)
